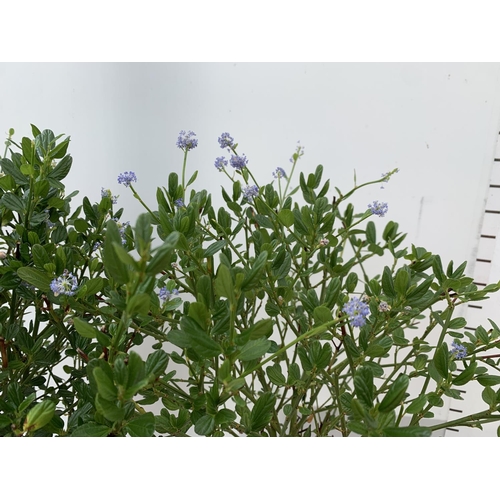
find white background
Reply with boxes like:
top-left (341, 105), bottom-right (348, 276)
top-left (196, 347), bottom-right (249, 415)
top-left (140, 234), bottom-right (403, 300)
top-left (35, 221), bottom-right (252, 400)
top-left (1, 63), bottom-right (499, 269)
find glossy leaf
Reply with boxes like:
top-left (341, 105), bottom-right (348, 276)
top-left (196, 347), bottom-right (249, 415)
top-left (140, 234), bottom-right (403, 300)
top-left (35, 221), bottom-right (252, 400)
top-left (73, 317), bottom-right (99, 339)
top-left (17, 267), bottom-right (51, 292)
top-left (238, 338), bottom-right (271, 361)
top-left (354, 366), bottom-right (374, 408)
top-left (249, 393), bottom-right (276, 433)
top-left (126, 413), bottom-right (155, 437)
top-left (71, 423), bottom-right (111, 437)
top-left (378, 374), bottom-right (409, 413)
top-left (24, 400), bottom-right (56, 432)
top-left (382, 426), bottom-right (431, 437)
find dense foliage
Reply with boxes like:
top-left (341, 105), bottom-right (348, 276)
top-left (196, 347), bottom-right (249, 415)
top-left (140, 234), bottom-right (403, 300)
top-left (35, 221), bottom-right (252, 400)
top-left (1, 126), bottom-right (500, 437)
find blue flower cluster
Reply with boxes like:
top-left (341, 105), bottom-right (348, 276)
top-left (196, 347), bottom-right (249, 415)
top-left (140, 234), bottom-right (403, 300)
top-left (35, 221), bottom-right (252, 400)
top-left (159, 287), bottom-right (179, 302)
top-left (117, 171), bottom-right (137, 188)
top-left (242, 185), bottom-right (259, 202)
top-left (214, 156), bottom-right (228, 171)
top-left (368, 201), bottom-right (388, 217)
top-left (101, 187), bottom-right (118, 204)
top-left (174, 198), bottom-right (184, 208)
top-left (230, 154), bottom-right (248, 171)
top-left (273, 167), bottom-right (287, 179)
top-left (176, 130), bottom-right (198, 151)
top-left (111, 218), bottom-right (130, 245)
top-left (50, 270), bottom-right (78, 297)
top-left (218, 132), bottom-right (234, 150)
top-left (343, 296), bottom-right (370, 327)
top-left (451, 341), bottom-right (467, 360)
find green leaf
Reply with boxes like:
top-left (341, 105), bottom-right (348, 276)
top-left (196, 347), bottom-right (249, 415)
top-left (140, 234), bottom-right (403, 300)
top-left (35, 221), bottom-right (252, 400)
top-left (298, 345), bottom-right (312, 372)
top-left (31, 244), bottom-right (51, 269)
top-left (345, 272), bottom-right (358, 293)
top-left (126, 412), bottom-right (155, 437)
top-left (194, 414), bottom-right (215, 436)
top-left (265, 301), bottom-right (281, 317)
top-left (168, 172), bottom-right (179, 200)
top-left (74, 218), bottom-right (89, 233)
top-left (215, 264), bottom-right (234, 301)
top-left (0, 158), bottom-right (28, 186)
top-left (145, 231), bottom-right (180, 275)
top-left (432, 255), bottom-right (446, 284)
top-left (241, 251), bottom-right (268, 291)
top-left (382, 426), bottom-right (431, 437)
top-left (476, 325), bottom-right (490, 345)
top-left (186, 170), bottom-right (198, 187)
top-left (35, 129), bottom-right (55, 156)
top-left (366, 221), bottom-right (376, 245)
top-left (204, 240), bottom-right (227, 257)
top-left (313, 306), bottom-right (333, 324)
top-left (354, 366), bottom-right (374, 408)
top-left (135, 213), bottom-right (153, 257)
top-left (112, 242), bottom-right (138, 268)
top-left (246, 319), bottom-right (274, 341)
top-left (225, 378), bottom-right (245, 393)
top-left (405, 395), bottom-right (428, 414)
top-left (310, 342), bottom-right (332, 370)
top-left (93, 367), bottom-right (118, 401)
top-left (382, 266), bottom-right (396, 298)
top-left (477, 374), bottom-right (500, 387)
top-left (31, 124), bottom-right (41, 137)
top-left (49, 137), bottom-right (71, 159)
top-left (21, 136), bottom-right (34, 162)
top-left (433, 343), bottom-right (449, 379)
top-left (278, 209), bottom-right (294, 228)
top-left (378, 374), bottom-right (410, 413)
top-left (482, 386), bottom-right (497, 407)
top-left (238, 338), bottom-right (271, 361)
top-left (83, 277), bottom-right (103, 297)
top-left (188, 301), bottom-right (210, 331)
top-left (452, 361), bottom-right (477, 386)
top-left (0, 414), bottom-right (11, 429)
top-left (394, 267), bottom-right (410, 296)
top-left (24, 400), bottom-right (56, 432)
top-left (364, 336), bottom-right (393, 358)
top-left (113, 357), bottom-right (128, 387)
top-left (71, 422), bottom-right (111, 437)
top-left (73, 317), bottom-right (99, 339)
top-left (166, 330), bottom-right (191, 350)
top-left (343, 335), bottom-right (361, 359)
top-left (449, 317), bottom-right (467, 329)
top-left (249, 392), bottom-right (276, 433)
top-left (127, 293), bottom-right (151, 316)
top-left (181, 316), bottom-right (222, 358)
top-left (266, 364), bottom-right (286, 386)
top-left (427, 392), bottom-right (444, 408)
top-left (82, 196), bottom-right (97, 224)
top-left (215, 409), bottom-right (236, 425)
top-left (145, 350), bottom-right (169, 379)
top-left (103, 220), bottom-right (129, 284)
top-left (0, 193), bottom-right (25, 213)
top-left (17, 267), bottom-right (51, 292)
top-left (126, 351), bottom-right (145, 386)
top-left (48, 155), bottom-right (72, 182)
top-left (0, 174), bottom-right (16, 190)
top-left (95, 394), bottom-right (124, 422)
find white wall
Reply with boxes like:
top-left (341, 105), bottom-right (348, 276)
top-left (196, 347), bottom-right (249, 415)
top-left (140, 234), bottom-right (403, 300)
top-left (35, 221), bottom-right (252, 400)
top-left (2, 63), bottom-right (500, 434)
top-left (2, 63), bottom-right (499, 266)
